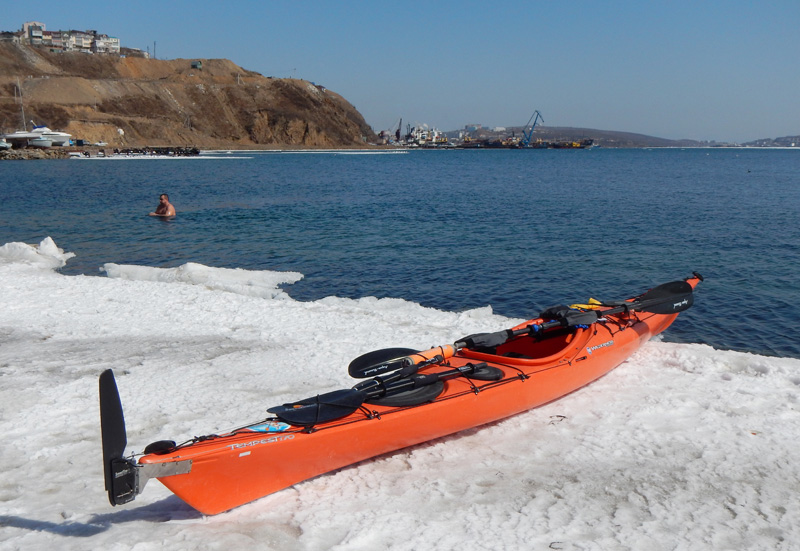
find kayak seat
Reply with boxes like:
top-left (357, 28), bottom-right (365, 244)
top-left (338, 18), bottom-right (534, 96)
top-left (365, 381), bottom-right (444, 407)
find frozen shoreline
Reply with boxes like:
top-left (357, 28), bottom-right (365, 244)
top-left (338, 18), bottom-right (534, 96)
top-left (1, 238), bottom-right (798, 549)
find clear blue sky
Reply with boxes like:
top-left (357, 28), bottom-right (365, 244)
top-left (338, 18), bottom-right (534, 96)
top-left (4, 1), bottom-right (798, 142)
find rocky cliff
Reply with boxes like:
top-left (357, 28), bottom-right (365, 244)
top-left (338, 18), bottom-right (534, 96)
top-left (0, 43), bottom-right (376, 148)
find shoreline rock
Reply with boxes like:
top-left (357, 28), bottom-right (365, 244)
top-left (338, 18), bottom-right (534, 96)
top-left (0, 148), bottom-right (71, 160)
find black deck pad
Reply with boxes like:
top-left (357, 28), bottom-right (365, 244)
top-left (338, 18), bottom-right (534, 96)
top-left (365, 381), bottom-right (445, 407)
top-left (268, 389), bottom-right (368, 426)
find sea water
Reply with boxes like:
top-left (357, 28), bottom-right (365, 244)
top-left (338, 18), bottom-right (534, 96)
top-left (1, 148), bottom-right (798, 358)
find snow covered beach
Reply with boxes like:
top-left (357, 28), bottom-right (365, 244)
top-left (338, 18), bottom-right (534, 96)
top-left (1, 238), bottom-right (798, 550)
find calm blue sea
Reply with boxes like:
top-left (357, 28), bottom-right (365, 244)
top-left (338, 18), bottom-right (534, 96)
top-left (1, 148), bottom-right (798, 358)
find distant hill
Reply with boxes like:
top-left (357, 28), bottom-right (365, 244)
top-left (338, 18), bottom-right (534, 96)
top-left (463, 125), bottom-right (712, 148)
top-left (530, 127), bottom-right (706, 148)
top-left (0, 43), bottom-right (376, 148)
top-left (741, 135), bottom-right (800, 147)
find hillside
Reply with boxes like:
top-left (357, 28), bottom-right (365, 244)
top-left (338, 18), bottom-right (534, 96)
top-left (530, 127), bottom-right (705, 148)
top-left (465, 125), bottom-right (710, 148)
top-left (0, 43), bottom-right (376, 148)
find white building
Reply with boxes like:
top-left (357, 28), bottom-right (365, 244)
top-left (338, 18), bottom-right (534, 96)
top-left (92, 34), bottom-right (120, 54)
top-left (68, 30), bottom-right (94, 51)
top-left (17, 21), bottom-right (120, 54)
top-left (22, 21), bottom-right (46, 44)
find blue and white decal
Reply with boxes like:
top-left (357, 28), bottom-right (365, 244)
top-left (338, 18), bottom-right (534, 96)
top-left (248, 421), bottom-right (291, 433)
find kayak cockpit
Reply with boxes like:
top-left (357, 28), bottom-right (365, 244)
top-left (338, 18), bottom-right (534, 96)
top-left (461, 326), bottom-right (592, 366)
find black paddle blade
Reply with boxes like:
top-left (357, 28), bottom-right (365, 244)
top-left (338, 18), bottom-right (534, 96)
top-left (348, 347), bottom-right (418, 378)
top-left (267, 389), bottom-right (368, 426)
top-left (99, 370), bottom-right (127, 502)
top-left (635, 280), bottom-right (694, 314)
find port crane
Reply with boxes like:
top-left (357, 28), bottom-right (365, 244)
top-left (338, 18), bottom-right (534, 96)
top-left (521, 110), bottom-right (544, 147)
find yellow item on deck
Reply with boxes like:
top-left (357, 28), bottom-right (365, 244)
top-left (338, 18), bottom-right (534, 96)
top-left (569, 298), bottom-right (603, 310)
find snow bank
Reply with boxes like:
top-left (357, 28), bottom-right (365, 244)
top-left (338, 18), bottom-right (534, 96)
top-left (0, 238), bottom-right (797, 550)
top-left (102, 262), bottom-right (303, 300)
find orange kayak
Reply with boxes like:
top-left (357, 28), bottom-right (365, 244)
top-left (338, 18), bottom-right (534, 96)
top-left (100, 274), bottom-right (702, 515)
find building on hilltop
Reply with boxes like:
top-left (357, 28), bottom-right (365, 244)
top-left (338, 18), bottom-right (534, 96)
top-left (44, 30), bottom-right (67, 50)
top-left (3, 21), bottom-right (120, 54)
top-left (92, 34), bottom-right (120, 54)
top-left (0, 31), bottom-right (23, 44)
top-left (68, 29), bottom-right (94, 51)
top-left (22, 21), bottom-right (46, 44)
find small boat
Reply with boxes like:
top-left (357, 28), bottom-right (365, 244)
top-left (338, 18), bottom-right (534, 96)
top-left (31, 124), bottom-right (72, 146)
top-left (2, 122), bottom-right (71, 148)
top-left (0, 139), bottom-right (10, 150)
top-left (100, 274), bottom-right (703, 515)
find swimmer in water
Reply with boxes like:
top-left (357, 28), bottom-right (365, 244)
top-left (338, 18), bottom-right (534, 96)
top-left (149, 193), bottom-right (176, 217)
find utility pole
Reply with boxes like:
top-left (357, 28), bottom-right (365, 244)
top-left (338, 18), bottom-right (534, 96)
top-left (16, 78), bottom-right (26, 130)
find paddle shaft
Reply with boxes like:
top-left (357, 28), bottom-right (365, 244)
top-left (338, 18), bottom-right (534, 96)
top-left (354, 362), bottom-right (487, 397)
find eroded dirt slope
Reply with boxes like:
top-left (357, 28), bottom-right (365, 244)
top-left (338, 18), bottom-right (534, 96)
top-left (0, 44), bottom-right (375, 147)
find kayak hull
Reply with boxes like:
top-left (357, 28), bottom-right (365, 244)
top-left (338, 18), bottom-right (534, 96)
top-left (139, 278), bottom-right (698, 515)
